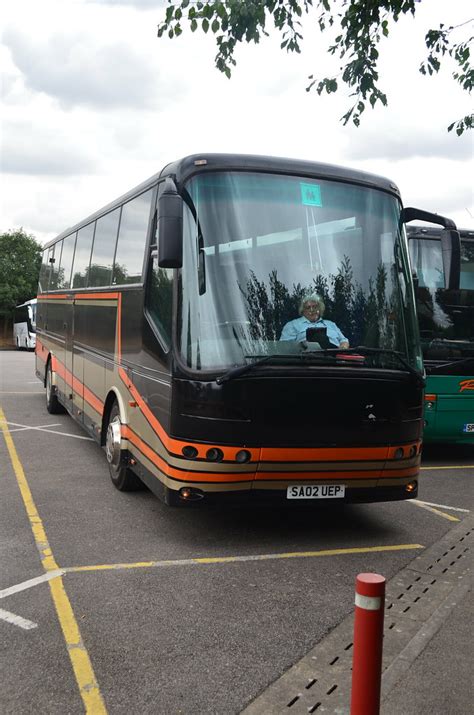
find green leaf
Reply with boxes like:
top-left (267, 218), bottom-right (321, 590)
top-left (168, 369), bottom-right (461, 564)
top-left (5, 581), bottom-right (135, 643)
top-left (156, 0), bottom-right (473, 136)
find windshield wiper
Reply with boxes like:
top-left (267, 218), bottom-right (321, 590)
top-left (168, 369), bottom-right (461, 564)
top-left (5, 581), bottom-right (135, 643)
top-left (347, 346), bottom-right (425, 386)
top-left (427, 356), bottom-right (474, 373)
top-left (215, 352), bottom-right (335, 384)
top-left (215, 347), bottom-right (425, 385)
top-left (216, 355), bottom-right (278, 384)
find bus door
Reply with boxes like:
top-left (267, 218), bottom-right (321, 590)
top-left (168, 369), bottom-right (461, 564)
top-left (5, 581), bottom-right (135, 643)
top-left (71, 297), bottom-right (85, 424)
top-left (63, 297), bottom-right (74, 413)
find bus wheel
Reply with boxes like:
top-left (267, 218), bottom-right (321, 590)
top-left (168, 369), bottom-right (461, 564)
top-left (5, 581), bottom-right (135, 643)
top-left (105, 402), bottom-right (142, 491)
top-left (45, 362), bottom-right (65, 414)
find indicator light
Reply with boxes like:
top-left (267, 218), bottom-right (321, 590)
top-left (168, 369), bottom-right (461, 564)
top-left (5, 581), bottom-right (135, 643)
top-left (236, 449), bottom-right (251, 463)
top-left (394, 448), bottom-right (404, 459)
top-left (405, 481), bottom-right (417, 493)
top-left (182, 445), bottom-right (198, 459)
top-left (178, 487), bottom-right (204, 501)
top-left (206, 447), bottom-right (224, 462)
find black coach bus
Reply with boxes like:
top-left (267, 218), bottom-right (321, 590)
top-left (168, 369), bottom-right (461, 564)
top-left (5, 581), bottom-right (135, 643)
top-left (35, 154), bottom-right (460, 505)
top-left (408, 225), bottom-right (474, 444)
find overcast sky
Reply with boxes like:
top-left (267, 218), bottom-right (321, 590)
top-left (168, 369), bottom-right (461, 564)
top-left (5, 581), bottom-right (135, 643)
top-left (1, 0), bottom-right (473, 245)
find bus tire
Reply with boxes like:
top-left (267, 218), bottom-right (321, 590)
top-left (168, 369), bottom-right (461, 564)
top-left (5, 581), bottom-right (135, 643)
top-left (46, 361), bottom-right (65, 414)
top-left (105, 402), bottom-right (142, 492)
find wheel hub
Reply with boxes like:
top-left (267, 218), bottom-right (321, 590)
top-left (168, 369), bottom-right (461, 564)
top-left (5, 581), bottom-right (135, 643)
top-left (46, 369), bottom-right (52, 402)
top-left (106, 416), bottom-right (122, 468)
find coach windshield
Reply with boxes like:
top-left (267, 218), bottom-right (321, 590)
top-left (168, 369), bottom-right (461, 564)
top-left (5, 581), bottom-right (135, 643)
top-left (410, 236), bottom-right (474, 362)
top-left (177, 171), bottom-right (421, 374)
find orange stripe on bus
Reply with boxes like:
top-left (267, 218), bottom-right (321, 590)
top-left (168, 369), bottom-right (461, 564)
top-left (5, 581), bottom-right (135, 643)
top-left (118, 367), bottom-right (261, 462)
top-left (261, 446), bottom-right (390, 462)
top-left (37, 294), bottom-right (70, 300)
top-left (119, 367), bottom-right (170, 448)
top-left (83, 385), bottom-right (104, 415)
top-left (123, 426), bottom-right (255, 483)
top-left (74, 292), bottom-right (120, 300)
top-left (51, 354), bottom-right (103, 414)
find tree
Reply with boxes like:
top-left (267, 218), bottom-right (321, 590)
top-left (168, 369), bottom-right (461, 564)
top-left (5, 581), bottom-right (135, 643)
top-left (158, 0), bottom-right (473, 134)
top-left (0, 228), bottom-right (42, 338)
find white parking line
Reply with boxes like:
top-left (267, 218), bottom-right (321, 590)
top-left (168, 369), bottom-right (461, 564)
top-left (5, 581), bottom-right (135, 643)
top-left (408, 500), bottom-right (460, 522)
top-left (0, 391), bottom-right (43, 394)
top-left (3, 421), bottom-right (93, 441)
top-left (414, 500), bottom-right (470, 513)
top-left (0, 607), bottom-right (38, 630)
top-left (7, 422), bottom-right (61, 433)
top-left (0, 570), bottom-right (65, 600)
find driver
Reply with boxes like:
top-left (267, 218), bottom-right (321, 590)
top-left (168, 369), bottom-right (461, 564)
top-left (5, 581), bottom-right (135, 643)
top-left (280, 294), bottom-right (349, 348)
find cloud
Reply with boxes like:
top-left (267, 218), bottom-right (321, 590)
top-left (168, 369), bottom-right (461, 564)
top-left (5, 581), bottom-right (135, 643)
top-left (3, 28), bottom-right (163, 110)
top-left (345, 124), bottom-right (472, 162)
top-left (87, 0), bottom-right (166, 8)
top-left (1, 0), bottom-right (472, 241)
top-left (2, 119), bottom-right (97, 175)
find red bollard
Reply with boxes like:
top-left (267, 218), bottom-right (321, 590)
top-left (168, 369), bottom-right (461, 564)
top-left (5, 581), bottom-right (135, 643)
top-left (350, 573), bottom-right (386, 715)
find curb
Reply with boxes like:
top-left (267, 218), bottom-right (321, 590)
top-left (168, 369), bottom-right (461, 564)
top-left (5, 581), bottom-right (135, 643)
top-left (241, 514), bottom-right (473, 714)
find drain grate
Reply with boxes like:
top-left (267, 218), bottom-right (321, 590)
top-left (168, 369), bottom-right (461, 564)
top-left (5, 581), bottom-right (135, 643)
top-left (242, 518), bottom-right (472, 715)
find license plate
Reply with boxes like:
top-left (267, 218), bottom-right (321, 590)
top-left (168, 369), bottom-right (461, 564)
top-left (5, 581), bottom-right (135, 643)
top-left (463, 424), bottom-right (474, 433)
top-left (287, 484), bottom-right (346, 499)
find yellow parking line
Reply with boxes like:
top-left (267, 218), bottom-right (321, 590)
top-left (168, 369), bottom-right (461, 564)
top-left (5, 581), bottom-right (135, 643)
top-left (409, 499), bottom-right (460, 522)
top-left (420, 465), bottom-right (474, 470)
top-left (0, 407), bottom-right (107, 714)
top-left (64, 543), bottom-right (424, 574)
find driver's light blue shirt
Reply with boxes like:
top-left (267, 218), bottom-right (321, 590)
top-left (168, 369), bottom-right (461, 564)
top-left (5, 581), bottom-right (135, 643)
top-left (280, 317), bottom-right (348, 346)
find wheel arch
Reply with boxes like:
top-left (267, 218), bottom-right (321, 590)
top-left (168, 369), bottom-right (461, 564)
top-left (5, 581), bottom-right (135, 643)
top-left (44, 351), bottom-right (55, 387)
top-left (101, 388), bottom-right (128, 446)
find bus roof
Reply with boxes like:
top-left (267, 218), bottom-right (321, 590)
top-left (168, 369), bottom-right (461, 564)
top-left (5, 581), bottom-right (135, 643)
top-left (44, 153), bottom-right (402, 249)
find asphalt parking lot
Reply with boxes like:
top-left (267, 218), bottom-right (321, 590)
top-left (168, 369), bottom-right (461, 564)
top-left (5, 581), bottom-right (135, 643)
top-left (1, 350), bottom-right (472, 714)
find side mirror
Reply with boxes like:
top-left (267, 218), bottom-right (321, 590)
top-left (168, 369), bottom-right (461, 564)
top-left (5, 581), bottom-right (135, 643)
top-left (402, 207), bottom-right (461, 291)
top-left (157, 178), bottom-right (183, 268)
top-left (400, 207), bottom-right (456, 230)
top-left (440, 228), bottom-right (461, 290)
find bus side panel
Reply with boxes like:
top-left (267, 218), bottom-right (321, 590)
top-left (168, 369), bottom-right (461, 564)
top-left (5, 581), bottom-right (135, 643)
top-left (119, 290), bottom-right (173, 453)
top-left (424, 375), bottom-right (474, 444)
top-left (73, 296), bottom-right (118, 432)
top-left (46, 298), bottom-right (69, 401)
